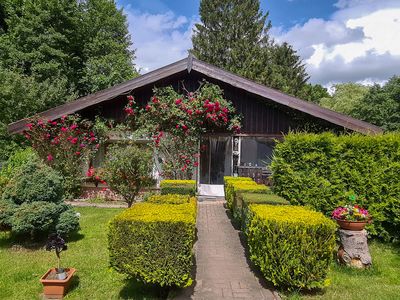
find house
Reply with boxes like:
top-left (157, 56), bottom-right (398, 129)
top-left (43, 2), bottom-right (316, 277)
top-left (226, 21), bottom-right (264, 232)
top-left (8, 55), bottom-right (382, 196)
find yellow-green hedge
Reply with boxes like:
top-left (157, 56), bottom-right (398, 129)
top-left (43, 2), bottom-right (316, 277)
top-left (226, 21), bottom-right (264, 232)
top-left (108, 199), bottom-right (197, 287)
top-left (223, 176), bottom-right (270, 210)
top-left (247, 204), bottom-right (336, 290)
top-left (146, 194), bottom-right (194, 204)
top-left (160, 180), bottom-right (196, 196)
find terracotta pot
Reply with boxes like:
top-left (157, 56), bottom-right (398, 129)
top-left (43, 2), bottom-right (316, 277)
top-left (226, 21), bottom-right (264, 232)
top-left (335, 219), bottom-right (368, 231)
top-left (40, 268), bottom-right (76, 299)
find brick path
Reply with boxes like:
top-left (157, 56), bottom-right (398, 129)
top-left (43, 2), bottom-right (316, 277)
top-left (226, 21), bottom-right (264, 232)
top-left (174, 200), bottom-right (279, 300)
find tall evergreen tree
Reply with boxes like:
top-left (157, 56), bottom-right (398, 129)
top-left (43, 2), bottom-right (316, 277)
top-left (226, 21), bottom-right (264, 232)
top-left (192, 0), bottom-right (313, 98)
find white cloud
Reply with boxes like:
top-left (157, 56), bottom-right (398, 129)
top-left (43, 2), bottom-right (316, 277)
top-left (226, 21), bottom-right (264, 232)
top-left (124, 7), bottom-right (197, 73)
top-left (273, 2), bottom-right (400, 86)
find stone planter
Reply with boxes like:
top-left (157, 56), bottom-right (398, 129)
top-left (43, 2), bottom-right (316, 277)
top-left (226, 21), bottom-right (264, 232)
top-left (335, 219), bottom-right (368, 231)
top-left (40, 268), bottom-right (76, 299)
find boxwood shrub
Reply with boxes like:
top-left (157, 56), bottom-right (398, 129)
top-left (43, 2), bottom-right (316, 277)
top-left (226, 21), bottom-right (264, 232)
top-left (271, 132), bottom-right (400, 241)
top-left (223, 177), bottom-right (270, 210)
top-left (146, 194), bottom-right (193, 204)
top-left (247, 204), bottom-right (336, 290)
top-left (234, 192), bottom-right (289, 227)
top-left (160, 180), bottom-right (196, 196)
top-left (108, 198), bottom-right (197, 287)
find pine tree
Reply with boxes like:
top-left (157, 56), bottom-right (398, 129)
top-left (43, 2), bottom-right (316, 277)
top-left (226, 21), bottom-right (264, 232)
top-left (192, 0), bottom-right (313, 98)
top-left (192, 0), bottom-right (271, 75)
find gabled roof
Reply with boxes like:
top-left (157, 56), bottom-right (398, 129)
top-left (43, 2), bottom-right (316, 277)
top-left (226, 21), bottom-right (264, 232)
top-left (8, 54), bottom-right (383, 134)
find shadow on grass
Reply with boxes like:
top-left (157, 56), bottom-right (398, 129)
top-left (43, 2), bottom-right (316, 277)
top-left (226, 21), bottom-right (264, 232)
top-left (119, 279), bottom-right (169, 300)
top-left (68, 274), bottom-right (80, 293)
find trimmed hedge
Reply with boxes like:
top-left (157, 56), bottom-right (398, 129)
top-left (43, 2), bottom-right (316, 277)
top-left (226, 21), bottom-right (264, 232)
top-left (271, 132), bottom-right (400, 241)
top-left (108, 198), bottom-right (197, 287)
top-left (234, 192), bottom-right (289, 227)
top-left (247, 204), bottom-right (336, 290)
top-left (160, 180), bottom-right (196, 196)
top-left (223, 176), bottom-right (270, 210)
top-left (146, 194), bottom-right (193, 204)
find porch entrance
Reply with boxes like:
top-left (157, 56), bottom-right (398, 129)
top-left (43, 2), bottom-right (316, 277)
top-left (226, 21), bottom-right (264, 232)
top-left (198, 136), bottom-right (232, 196)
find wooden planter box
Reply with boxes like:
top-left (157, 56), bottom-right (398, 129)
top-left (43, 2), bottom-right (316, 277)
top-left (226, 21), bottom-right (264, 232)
top-left (40, 268), bottom-right (76, 299)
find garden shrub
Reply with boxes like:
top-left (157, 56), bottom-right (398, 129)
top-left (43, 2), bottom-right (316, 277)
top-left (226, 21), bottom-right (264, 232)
top-left (271, 132), bottom-right (400, 241)
top-left (247, 204), bottom-right (336, 290)
top-left (0, 199), bottom-right (16, 230)
top-left (0, 148), bottom-right (39, 196)
top-left (160, 180), bottom-right (196, 196)
top-left (11, 202), bottom-right (79, 238)
top-left (234, 192), bottom-right (289, 226)
top-left (146, 194), bottom-right (193, 204)
top-left (1, 159), bottom-right (63, 205)
top-left (108, 199), bottom-right (197, 287)
top-left (223, 176), bottom-right (270, 210)
top-left (103, 144), bottom-right (154, 207)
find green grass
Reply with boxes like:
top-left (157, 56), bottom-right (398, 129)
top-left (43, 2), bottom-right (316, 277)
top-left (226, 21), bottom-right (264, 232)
top-left (0, 207), bottom-right (166, 299)
top-left (284, 241), bottom-right (400, 300)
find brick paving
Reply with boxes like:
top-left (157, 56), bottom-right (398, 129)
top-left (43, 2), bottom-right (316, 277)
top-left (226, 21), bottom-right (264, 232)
top-left (174, 200), bottom-right (279, 300)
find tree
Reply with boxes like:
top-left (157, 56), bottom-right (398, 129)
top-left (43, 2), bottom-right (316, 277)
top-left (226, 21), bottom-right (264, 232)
top-left (319, 83), bottom-right (369, 115)
top-left (191, 0), bottom-right (312, 98)
top-left (192, 0), bottom-right (271, 76)
top-left (78, 0), bottom-right (137, 94)
top-left (353, 76), bottom-right (400, 131)
top-left (0, 0), bottom-right (137, 161)
top-left (298, 83), bottom-right (330, 104)
top-left (103, 145), bottom-right (154, 207)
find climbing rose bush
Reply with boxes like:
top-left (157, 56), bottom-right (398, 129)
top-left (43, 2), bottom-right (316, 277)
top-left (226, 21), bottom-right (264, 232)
top-left (23, 114), bottom-right (102, 198)
top-left (124, 83), bottom-right (241, 179)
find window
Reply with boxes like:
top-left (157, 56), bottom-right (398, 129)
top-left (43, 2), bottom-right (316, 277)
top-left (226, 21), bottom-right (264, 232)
top-left (239, 137), bottom-right (275, 168)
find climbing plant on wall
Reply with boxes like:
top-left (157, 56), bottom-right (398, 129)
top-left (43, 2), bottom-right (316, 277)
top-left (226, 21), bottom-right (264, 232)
top-left (124, 82), bottom-right (241, 179)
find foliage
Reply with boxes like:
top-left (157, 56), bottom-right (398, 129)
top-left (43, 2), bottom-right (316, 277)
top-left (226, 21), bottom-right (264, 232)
top-left (271, 132), bottom-right (400, 241)
top-left (24, 114), bottom-right (103, 198)
top-left (125, 83), bottom-right (241, 179)
top-left (146, 194), bottom-right (194, 205)
top-left (56, 209), bottom-right (80, 237)
top-left (45, 233), bottom-right (68, 270)
top-left (234, 192), bottom-right (289, 228)
top-left (103, 144), bottom-right (154, 207)
top-left (0, 199), bottom-right (16, 230)
top-left (10, 201), bottom-right (78, 238)
top-left (247, 204), bottom-right (336, 290)
top-left (160, 180), bottom-right (196, 196)
top-left (108, 199), bottom-right (197, 287)
top-left (319, 83), bottom-right (369, 115)
top-left (223, 176), bottom-right (270, 210)
top-left (0, 0), bottom-right (136, 161)
top-left (353, 76), bottom-right (400, 131)
top-left (1, 159), bottom-right (63, 205)
top-left (0, 147), bottom-right (38, 194)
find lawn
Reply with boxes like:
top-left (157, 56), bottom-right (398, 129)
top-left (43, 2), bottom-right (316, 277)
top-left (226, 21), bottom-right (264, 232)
top-left (0, 207), bottom-right (164, 300)
top-left (285, 241), bottom-right (400, 300)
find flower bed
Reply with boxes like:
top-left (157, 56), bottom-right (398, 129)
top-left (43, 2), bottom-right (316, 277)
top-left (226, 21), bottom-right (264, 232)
top-left (108, 196), bottom-right (197, 287)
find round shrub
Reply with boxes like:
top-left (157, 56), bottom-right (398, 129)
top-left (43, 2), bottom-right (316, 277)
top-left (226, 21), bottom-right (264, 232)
top-left (10, 201), bottom-right (79, 238)
top-left (0, 199), bottom-right (16, 230)
top-left (11, 201), bottom-right (60, 237)
top-left (56, 209), bottom-right (80, 236)
top-left (1, 159), bottom-right (63, 205)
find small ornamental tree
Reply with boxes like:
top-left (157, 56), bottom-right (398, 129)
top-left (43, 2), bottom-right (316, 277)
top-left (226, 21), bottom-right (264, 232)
top-left (103, 145), bottom-right (154, 207)
top-left (124, 82), bottom-right (241, 179)
top-left (23, 114), bottom-right (103, 197)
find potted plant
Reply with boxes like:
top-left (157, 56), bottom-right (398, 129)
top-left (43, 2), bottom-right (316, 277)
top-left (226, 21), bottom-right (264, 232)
top-left (331, 195), bottom-right (371, 231)
top-left (40, 233), bottom-right (76, 298)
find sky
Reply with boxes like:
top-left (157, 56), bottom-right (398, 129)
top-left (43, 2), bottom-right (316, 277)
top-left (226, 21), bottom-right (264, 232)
top-left (117, 0), bottom-right (400, 87)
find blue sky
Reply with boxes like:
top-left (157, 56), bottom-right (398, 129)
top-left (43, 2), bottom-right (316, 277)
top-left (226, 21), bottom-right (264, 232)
top-left (117, 0), bottom-right (400, 86)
